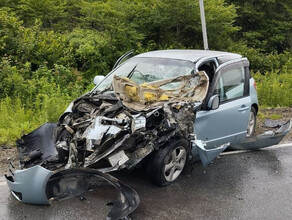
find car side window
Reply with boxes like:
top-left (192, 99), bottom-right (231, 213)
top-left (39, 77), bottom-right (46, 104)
top-left (213, 67), bottom-right (245, 102)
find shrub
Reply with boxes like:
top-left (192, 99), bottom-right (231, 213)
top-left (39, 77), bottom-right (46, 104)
top-left (254, 70), bottom-right (292, 107)
top-left (0, 90), bottom-right (79, 145)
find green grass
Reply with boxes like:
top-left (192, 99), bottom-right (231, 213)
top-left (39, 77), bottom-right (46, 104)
top-left (0, 95), bottom-right (73, 145)
top-left (270, 114), bottom-right (282, 120)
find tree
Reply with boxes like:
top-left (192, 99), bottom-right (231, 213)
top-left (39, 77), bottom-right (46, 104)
top-left (16, 0), bottom-right (66, 30)
top-left (124, 0), bottom-right (239, 50)
top-left (226, 0), bottom-right (292, 53)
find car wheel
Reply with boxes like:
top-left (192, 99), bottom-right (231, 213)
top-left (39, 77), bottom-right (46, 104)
top-left (246, 106), bottom-right (257, 137)
top-left (147, 139), bottom-right (189, 187)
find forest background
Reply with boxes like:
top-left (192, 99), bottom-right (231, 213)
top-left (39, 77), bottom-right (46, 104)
top-left (0, 0), bottom-right (291, 144)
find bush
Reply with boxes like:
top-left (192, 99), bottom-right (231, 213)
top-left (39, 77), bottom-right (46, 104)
top-left (254, 70), bottom-right (292, 107)
top-left (0, 93), bottom-right (68, 144)
top-left (228, 43), bottom-right (292, 73)
top-left (0, 59), bottom-right (87, 145)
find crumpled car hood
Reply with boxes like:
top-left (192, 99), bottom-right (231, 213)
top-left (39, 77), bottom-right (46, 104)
top-left (113, 71), bottom-right (208, 111)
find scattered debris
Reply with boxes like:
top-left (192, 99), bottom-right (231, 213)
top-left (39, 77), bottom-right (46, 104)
top-left (264, 119), bottom-right (286, 128)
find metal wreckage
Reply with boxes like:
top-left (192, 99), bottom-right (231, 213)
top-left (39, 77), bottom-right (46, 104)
top-left (5, 70), bottom-right (292, 219)
top-left (6, 71), bottom-right (210, 219)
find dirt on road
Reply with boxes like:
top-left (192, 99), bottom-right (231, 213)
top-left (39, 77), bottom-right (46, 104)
top-left (1, 107), bottom-right (292, 175)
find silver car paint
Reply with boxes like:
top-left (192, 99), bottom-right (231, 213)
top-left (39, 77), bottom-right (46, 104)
top-left (6, 165), bottom-right (53, 204)
top-left (136, 49), bottom-right (242, 63)
top-left (194, 58), bottom-right (252, 148)
top-left (195, 96), bottom-right (251, 148)
top-left (194, 140), bottom-right (230, 166)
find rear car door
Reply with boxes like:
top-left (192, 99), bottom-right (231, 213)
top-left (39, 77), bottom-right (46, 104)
top-left (194, 58), bottom-right (251, 148)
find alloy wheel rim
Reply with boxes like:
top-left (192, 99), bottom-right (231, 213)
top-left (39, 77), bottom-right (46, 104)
top-left (247, 112), bottom-right (255, 137)
top-left (164, 146), bottom-right (187, 182)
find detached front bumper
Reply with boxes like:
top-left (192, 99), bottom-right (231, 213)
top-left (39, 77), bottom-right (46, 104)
top-left (5, 166), bottom-right (140, 220)
top-left (5, 165), bottom-right (53, 204)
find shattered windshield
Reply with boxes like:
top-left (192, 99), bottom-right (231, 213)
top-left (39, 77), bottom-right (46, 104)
top-left (93, 57), bottom-right (195, 92)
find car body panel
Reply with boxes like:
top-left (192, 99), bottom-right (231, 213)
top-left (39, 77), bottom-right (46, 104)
top-left (136, 49), bottom-right (242, 63)
top-left (194, 140), bottom-right (230, 166)
top-left (195, 96), bottom-right (251, 148)
top-left (6, 166), bottom-right (140, 220)
top-left (230, 119), bottom-right (292, 150)
top-left (5, 165), bottom-right (53, 204)
top-left (194, 58), bottom-right (251, 148)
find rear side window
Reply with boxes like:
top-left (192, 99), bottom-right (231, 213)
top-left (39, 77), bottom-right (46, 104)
top-left (214, 67), bottom-right (245, 102)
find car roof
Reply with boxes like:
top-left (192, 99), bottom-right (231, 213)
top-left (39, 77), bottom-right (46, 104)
top-left (135, 49), bottom-right (242, 63)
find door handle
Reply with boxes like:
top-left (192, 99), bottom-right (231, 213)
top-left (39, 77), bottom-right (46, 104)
top-left (238, 105), bottom-right (249, 112)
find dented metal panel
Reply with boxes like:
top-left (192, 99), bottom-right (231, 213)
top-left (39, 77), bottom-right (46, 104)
top-left (113, 71), bottom-right (209, 111)
top-left (194, 140), bottom-right (230, 167)
top-left (229, 119), bottom-right (292, 150)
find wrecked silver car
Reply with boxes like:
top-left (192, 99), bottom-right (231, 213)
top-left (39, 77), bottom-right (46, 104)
top-left (5, 50), bottom-right (292, 219)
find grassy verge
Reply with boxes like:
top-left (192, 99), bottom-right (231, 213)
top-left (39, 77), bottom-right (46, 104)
top-left (0, 94), bottom-right (74, 145)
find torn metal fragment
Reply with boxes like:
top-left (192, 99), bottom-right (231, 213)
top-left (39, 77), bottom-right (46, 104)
top-left (108, 150), bottom-right (129, 167)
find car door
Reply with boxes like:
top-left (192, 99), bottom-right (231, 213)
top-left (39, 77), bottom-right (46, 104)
top-left (194, 58), bottom-right (251, 148)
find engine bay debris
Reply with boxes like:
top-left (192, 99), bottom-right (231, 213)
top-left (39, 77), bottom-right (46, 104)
top-left (15, 72), bottom-right (209, 171)
top-left (5, 71), bottom-right (209, 219)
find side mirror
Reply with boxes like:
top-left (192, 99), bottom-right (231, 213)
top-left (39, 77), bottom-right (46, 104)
top-left (93, 75), bottom-right (105, 85)
top-left (207, 94), bottom-right (220, 110)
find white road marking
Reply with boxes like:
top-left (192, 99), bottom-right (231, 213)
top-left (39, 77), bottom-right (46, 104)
top-left (220, 143), bottom-right (292, 156)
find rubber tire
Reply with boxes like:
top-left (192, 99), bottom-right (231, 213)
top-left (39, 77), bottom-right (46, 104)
top-left (147, 139), bottom-right (190, 187)
top-left (247, 106), bottom-right (257, 137)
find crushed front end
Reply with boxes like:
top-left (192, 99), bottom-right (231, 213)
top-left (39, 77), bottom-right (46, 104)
top-left (6, 71), bottom-right (209, 219)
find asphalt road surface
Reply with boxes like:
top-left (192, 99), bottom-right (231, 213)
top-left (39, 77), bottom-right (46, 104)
top-left (1, 144), bottom-right (292, 220)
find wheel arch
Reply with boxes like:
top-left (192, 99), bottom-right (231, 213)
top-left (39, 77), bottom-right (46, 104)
top-left (252, 103), bottom-right (258, 114)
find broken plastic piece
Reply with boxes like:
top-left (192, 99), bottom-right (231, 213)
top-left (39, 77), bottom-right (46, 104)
top-left (194, 140), bottom-right (230, 167)
top-left (5, 166), bottom-right (140, 220)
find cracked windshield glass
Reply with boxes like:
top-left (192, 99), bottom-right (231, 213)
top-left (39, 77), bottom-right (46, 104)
top-left (94, 57), bottom-right (195, 91)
